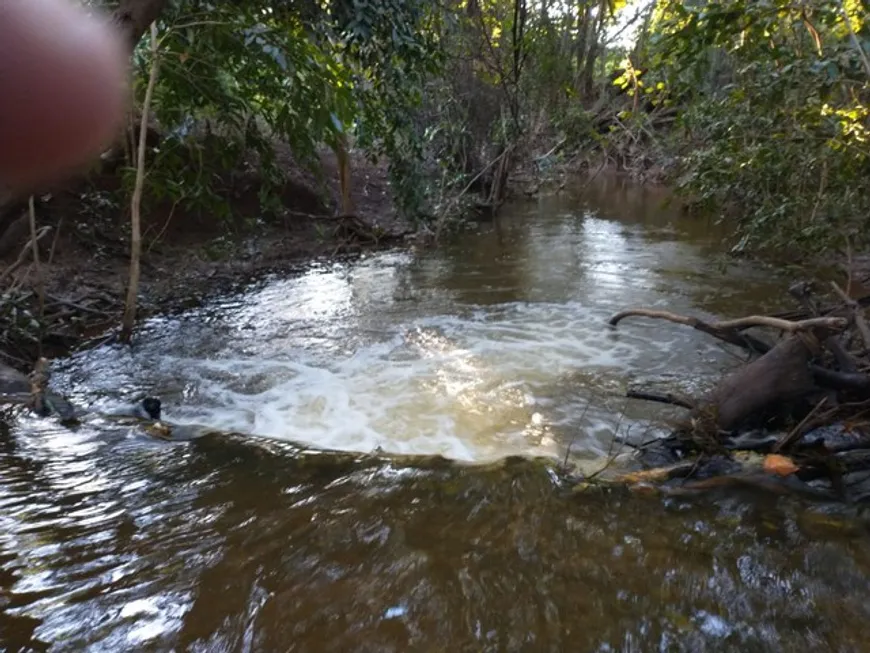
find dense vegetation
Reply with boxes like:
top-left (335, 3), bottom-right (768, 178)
top-left (0, 0), bottom-right (869, 358)
top-left (101, 0), bottom-right (868, 250)
top-left (633, 0), bottom-right (870, 256)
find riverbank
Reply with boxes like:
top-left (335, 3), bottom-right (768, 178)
top-left (0, 145), bottom-right (410, 369)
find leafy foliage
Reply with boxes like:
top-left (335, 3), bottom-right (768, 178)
top-left (109, 0), bottom-right (867, 260)
top-left (331, 0), bottom-right (449, 219)
top-left (416, 0), bottom-right (630, 217)
top-left (637, 0), bottom-right (870, 255)
top-left (115, 0), bottom-right (445, 222)
top-left (99, 0), bottom-right (644, 231)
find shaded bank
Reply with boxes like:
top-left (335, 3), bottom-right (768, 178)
top-left (0, 146), bottom-right (408, 368)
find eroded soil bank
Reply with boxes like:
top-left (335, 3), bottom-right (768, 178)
top-left (0, 146), bottom-right (410, 367)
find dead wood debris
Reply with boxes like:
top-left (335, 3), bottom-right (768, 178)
top-left (0, 263), bottom-right (120, 366)
top-left (604, 280), bottom-right (870, 503)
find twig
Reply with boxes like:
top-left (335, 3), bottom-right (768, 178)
top-left (611, 114), bottom-right (639, 145)
top-left (831, 281), bottom-right (870, 352)
top-left (47, 216), bottom-right (63, 266)
top-left (146, 197), bottom-right (181, 253)
top-left (613, 426), bottom-right (662, 450)
top-left (288, 209), bottom-right (331, 221)
top-left (562, 400), bottom-right (591, 469)
top-left (0, 226), bottom-right (51, 284)
top-left (585, 401), bottom-right (631, 481)
top-left (459, 149), bottom-right (510, 201)
top-left (770, 295), bottom-right (870, 322)
top-left (773, 396), bottom-right (828, 453)
top-left (45, 295), bottom-right (115, 317)
top-left (28, 197), bottom-right (45, 322)
top-left (626, 389), bottom-right (695, 410)
top-left (534, 138), bottom-right (566, 165)
top-left (0, 350), bottom-right (29, 368)
top-left (578, 157), bottom-right (609, 190)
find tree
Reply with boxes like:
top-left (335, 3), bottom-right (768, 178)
top-left (636, 0), bottom-right (870, 254)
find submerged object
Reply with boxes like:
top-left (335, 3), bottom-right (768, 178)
top-left (105, 396), bottom-right (162, 421)
top-left (134, 397), bottom-right (161, 421)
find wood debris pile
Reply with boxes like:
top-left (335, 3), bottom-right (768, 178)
top-left (604, 279), bottom-right (870, 503)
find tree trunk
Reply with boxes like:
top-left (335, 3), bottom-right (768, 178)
top-left (581, 9), bottom-right (605, 98)
top-left (574, 2), bottom-right (590, 84)
top-left (335, 133), bottom-right (354, 216)
top-left (111, 0), bottom-right (171, 52)
top-left (120, 23), bottom-right (160, 343)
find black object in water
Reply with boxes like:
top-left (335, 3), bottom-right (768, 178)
top-left (136, 397), bottom-right (162, 421)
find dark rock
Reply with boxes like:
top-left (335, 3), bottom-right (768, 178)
top-left (138, 397), bottom-right (161, 421)
top-left (634, 435), bottom-right (689, 468)
top-left (842, 470), bottom-right (870, 502)
top-left (690, 455), bottom-right (744, 479)
top-left (107, 397), bottom-right (162, 421)
top-left (40, 391), bottom-right (78, 422)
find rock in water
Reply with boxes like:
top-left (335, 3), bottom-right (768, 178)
top-left (137, 397), bottom-right (161, 421)
top-left (107, 397), bottom-right (162, 421)
top-left (40, 391), bottom-right (78, 422)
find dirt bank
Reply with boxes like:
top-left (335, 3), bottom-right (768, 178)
top-left (0, 145), bottom-right (409, 369)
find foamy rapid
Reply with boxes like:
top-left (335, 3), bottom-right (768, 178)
top-left (50, 207), bottom-right (785, 463)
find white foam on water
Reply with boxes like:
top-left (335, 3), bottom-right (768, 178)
top-left (53, 210), bottom-right (779, 464)
top-left (138, 296), bottom-right (724, 463)
top-left (162, 325), bottom-right (566, 462)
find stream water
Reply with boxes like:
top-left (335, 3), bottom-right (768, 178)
top-left (3, 176), bottom-right (870, 651)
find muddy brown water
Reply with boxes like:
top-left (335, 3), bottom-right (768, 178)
top-left (3, 176), bottom-right (870, 652)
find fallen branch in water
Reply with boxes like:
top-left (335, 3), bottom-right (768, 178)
top-left (626, 389), bottom-right (695, 410)
top-left (594, 280), bottom-right (870, 504)
top-left (608, 308), bottom-right (847, 334)
top-left (608, 309), bottom-right (772, 353)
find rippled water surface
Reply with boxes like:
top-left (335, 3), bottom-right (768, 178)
top-left (3, 176), bottom-right (870, 652)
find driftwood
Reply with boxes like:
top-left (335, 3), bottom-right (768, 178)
top-left (608, 308), bottom-right (846, 355)
top-left (707, 335), bottom-right (818, 431)
top-left (609, 307), bottom-right (849, 431)
top-left (608, 308), bottom-right (847, 334)
top-left (601, 282), bottom-right (870, 503)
